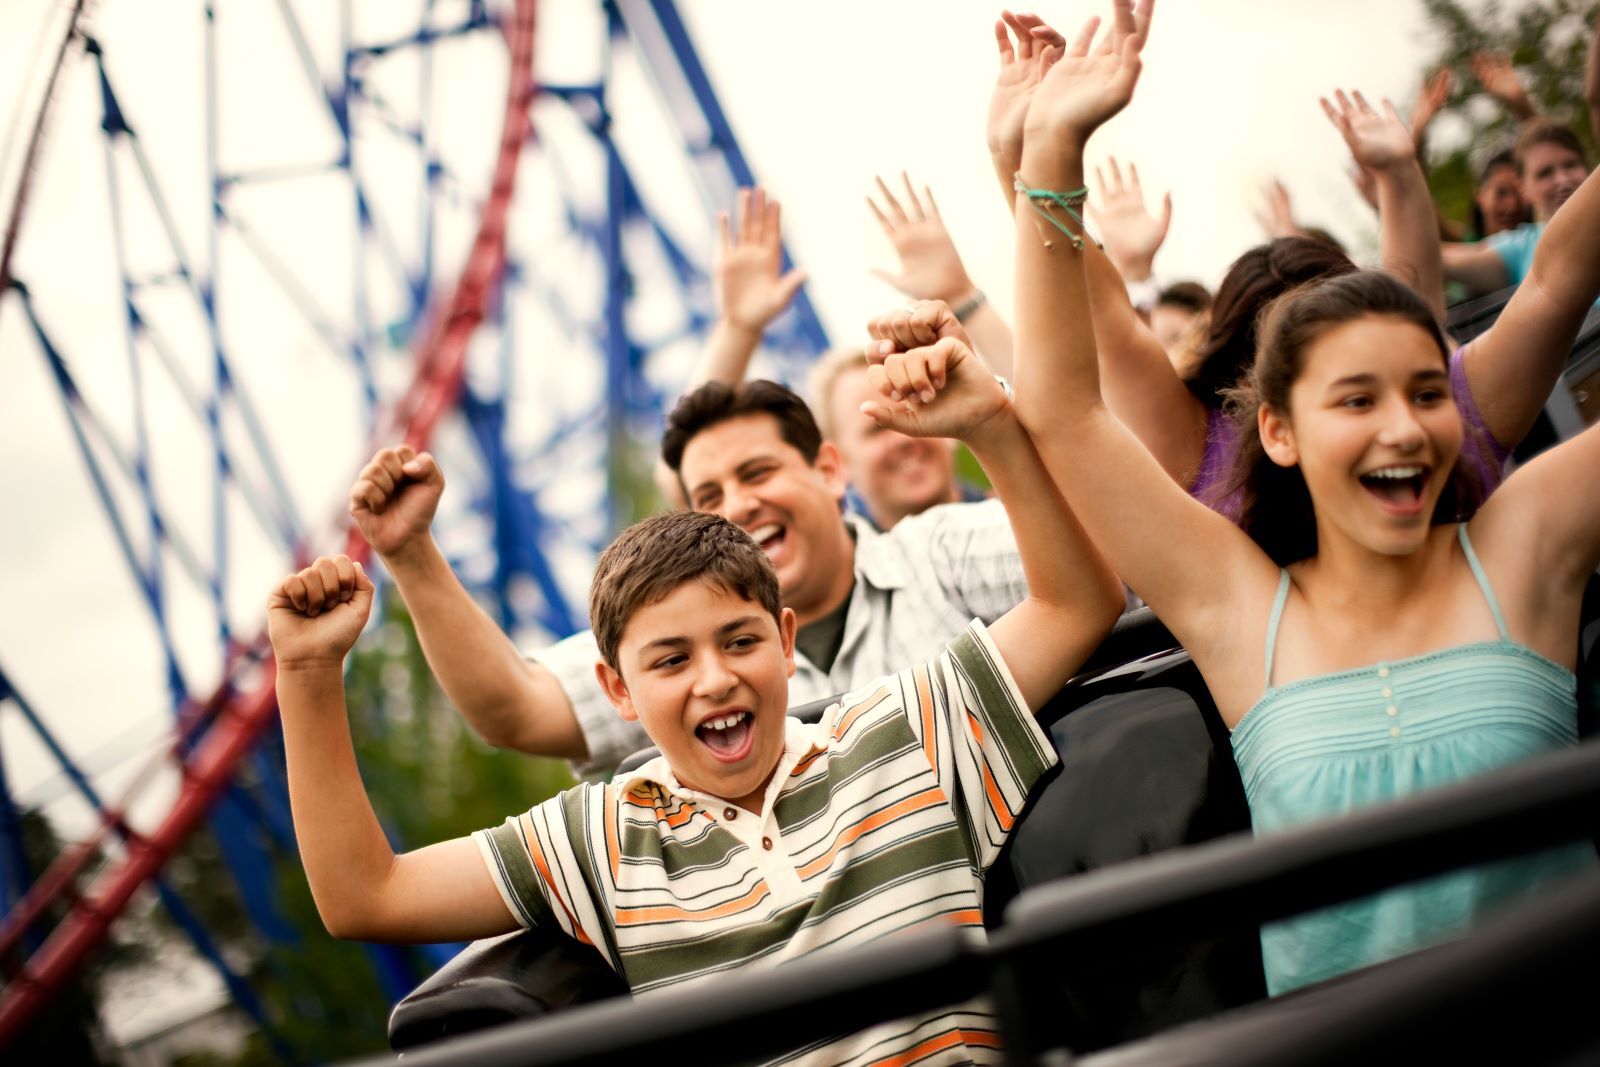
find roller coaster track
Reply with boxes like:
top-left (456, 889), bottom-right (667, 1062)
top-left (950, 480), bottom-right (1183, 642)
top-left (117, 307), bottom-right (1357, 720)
top-left (0, 0), bottom-right (538, 1043)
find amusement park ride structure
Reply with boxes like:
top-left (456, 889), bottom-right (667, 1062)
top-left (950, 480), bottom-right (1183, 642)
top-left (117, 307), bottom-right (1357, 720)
top-left (0, 0), bottom-right (826, 1048)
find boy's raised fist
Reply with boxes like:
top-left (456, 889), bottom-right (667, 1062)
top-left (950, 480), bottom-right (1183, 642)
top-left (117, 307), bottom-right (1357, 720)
top-left (348, 446), bottom-right (444, 559)
top-left (268, 555), bottom-right (374, 668)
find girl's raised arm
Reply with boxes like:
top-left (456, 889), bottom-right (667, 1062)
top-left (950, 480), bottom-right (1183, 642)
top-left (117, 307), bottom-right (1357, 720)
top-left (1009, 0), bottom-right (1277, 692)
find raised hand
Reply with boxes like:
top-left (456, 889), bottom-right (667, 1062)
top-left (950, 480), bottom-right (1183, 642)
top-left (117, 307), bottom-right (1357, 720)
top-left (1470, 51), bottom-right (1537, 120)
top-left (267, 555), bottom-right (375, 668)
top-left (1023, 0), bottom-right (1152, 151)
top-left (1321, 89), bottom-right (1415, 172)
top-left (1252, 178), bottom-right (1299, 239)
top-left (860, 335), bottom-right (1009, 445)
top-left (348, 446), bottom-right (445, 561)
top-left (868, 175), bottom-right (977, 304)
top-left (987, 11), bottom-right (1069, 177)
top-left (865, 299), bottom-right (972, 370)
top-left (1411, 67), bottom-right (1453, 145)
top-left (1092, 156), bottom-right (1171, 279)
top-left (714, 186), bottom-right (807, 334)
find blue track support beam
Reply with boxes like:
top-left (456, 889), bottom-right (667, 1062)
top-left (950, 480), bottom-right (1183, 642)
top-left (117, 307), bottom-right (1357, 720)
top-left (0, 671), bottom-right (35, 928)
top-left (620, 0), bottom-right (829, 354)
top-left (461, 390), bottom-right (579, 638)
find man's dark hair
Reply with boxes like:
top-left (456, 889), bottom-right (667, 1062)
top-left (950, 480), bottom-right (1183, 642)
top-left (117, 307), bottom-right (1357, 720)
top-left (589, 511), bottom-right (783, 673)
top-left (660, 380), bottom-right (824, 474)
top-left (1156, 281), bottom-right (1212, 315)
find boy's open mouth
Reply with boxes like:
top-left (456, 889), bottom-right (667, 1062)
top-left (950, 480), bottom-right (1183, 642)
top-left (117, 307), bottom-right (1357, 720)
top-left (747, 523), bottom-right (787, 559)
top-left (1359, 464), bottom-right (1428, 515)
top-left (696, 711), bottom-right (755, 762)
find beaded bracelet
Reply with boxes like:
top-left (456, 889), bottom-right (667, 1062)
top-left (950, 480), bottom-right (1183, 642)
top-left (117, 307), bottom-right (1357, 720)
top-left (1013, 174), bottom-right (1100, 251)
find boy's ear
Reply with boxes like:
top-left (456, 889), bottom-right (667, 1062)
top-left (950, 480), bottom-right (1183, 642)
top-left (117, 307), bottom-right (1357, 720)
top-left (1259, 404), bottom-right (1299, 468)
top-left (595, 660), bottom-right (638, 722)
top-left (778, 607), bottom-right (797, 678)
top-left (814, 441), bottom-right (848, 499)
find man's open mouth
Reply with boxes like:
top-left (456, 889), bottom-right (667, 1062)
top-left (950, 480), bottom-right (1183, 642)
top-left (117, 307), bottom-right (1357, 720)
top-left (696, 711), bottom-right (754, 761)
top-left (1359, 464), bottom-right (1428, 514)
top-left (747, 523), bottom-right (786, 558)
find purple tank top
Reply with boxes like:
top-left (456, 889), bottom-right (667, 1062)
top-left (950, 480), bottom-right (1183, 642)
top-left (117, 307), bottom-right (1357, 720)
top-left (1189, 345), bottom-right (1507, 520)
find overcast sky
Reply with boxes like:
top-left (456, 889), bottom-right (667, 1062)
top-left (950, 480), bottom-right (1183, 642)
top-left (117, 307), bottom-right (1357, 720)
top-left (2, 0), bottom-right (1465, 839)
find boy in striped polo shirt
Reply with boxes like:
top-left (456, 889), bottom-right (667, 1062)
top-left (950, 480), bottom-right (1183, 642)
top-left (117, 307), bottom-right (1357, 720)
top-left (268, 333), bottom-right (1122, 1064)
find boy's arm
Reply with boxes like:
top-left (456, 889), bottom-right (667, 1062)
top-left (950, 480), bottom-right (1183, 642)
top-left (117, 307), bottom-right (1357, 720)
top-left (350, 448), bottom-right (590, 760)
top-left (861, 329), bottom-right (1123, 713)
top-left (270, 555), bottom-right (518, 943)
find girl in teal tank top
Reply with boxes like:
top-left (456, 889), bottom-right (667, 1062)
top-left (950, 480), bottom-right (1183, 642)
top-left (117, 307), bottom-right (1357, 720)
top-left (1002, 63), bottom-right (1600, 998)
top-left (1232, 526), bottom-right (1592, 992)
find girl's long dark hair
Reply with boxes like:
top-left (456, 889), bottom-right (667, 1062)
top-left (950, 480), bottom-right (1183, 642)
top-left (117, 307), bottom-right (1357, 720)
top-left (1207, 271), bottom-right (1484, 567)
top-left (1186, 236), bottom-right (1355, 411)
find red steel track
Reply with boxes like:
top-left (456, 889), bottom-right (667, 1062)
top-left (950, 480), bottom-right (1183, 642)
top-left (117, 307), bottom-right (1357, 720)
top-left (0, 0), bottom-right (538, 1044)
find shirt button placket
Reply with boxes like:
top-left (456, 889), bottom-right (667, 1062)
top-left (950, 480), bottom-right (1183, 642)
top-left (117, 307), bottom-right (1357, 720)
top-left (1383, 672), bottom-right (1399, 738)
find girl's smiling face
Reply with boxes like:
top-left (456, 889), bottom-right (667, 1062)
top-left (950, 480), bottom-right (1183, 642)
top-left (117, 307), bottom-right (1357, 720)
top-left (1260, 314), bottom-right (1461, 559)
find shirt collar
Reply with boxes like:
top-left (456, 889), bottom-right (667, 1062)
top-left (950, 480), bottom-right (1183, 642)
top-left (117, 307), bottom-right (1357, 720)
top-left (611, 716), bottom-right (828, 818)
top-left (844, 511), bottom-right (911, 591)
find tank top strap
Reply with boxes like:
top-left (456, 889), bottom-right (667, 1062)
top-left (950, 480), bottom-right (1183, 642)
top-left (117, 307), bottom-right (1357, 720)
top-left (1263, 570), bottom-right (1292, 689)
top-left (1457, 524), bottom-right (1510, 641)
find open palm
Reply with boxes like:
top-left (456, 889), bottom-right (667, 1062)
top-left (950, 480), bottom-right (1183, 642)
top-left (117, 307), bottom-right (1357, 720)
top-left (1024, 0), bottom-right (1148, 146)
top-left (1322, 90), bottom-right (1413, 171)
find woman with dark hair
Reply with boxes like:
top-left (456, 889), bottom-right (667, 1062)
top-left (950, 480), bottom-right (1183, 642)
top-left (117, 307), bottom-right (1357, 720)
top-left (1003, 0), bottom-right (1600, 994)
top-left (1467, 150), bottom-right (1532, 240)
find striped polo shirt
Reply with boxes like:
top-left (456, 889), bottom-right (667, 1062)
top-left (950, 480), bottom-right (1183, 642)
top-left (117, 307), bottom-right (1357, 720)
top-left (475, 621), bottom-right (1056, 1065)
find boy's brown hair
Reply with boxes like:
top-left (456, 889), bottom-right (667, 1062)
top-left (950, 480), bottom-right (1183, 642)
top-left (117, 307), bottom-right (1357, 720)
top-left (589, 510), bottom-right (783, 672)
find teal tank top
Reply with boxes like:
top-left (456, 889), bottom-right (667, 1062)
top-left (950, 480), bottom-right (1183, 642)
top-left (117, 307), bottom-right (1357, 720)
top-left (1231, 525), bottom-right (1593, 994)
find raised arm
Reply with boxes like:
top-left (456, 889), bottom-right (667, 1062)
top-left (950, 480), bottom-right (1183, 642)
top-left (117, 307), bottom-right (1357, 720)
top-left (1463, 164), bottom-right (1600, 450)
top-left (1410, 66), bottom-right (1453, 158)
top-left (1322, 90), bottom-right (1445, 323)
top-left (349, 447), bottom-right (589, 760)
top-left (1471, 51), bottom-right (1540, 125)
top-left (1009, 0), bottom-right (1277, 712)
top-left (988, 13), bottom-right (1207, 485)
top-left (653, 187), bottom-right (807, 504)
top-left (1084, 159), bottom-right (1209, 483)
top-left (269, 555), bottom-right (516, 943)
top-left (859, 330), bottom-right (1122, 711)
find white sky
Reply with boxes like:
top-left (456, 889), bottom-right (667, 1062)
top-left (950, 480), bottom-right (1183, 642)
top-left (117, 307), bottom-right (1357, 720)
top-left (0, 0), bottom-right (1463, 842)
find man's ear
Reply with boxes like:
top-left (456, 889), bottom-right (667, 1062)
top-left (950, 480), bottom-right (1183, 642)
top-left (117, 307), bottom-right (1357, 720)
top-left (778, 607), bottom-right (798, 678)
top-left (595, 660), bottom-right (637, 722)
top-left (814, 440), bottom-right (848, 499)
top-left (1259, 404), bottom-right (1299, 468)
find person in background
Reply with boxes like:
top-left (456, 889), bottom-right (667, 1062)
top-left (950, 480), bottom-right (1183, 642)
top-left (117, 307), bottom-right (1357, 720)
top-left (1443, 119), bottom-right (1592, 296)
top-left (808, 341), bottom-right (972, 531)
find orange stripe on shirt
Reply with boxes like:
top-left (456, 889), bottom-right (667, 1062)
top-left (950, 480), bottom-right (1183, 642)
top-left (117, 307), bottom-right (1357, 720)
top-left (797, 786), bottom-right (946, 880)
top-left (916, 667), bottom-right (937, 770)
top-left (966, 709), bottom-right (984, 747)
top-left (604, 786), bottom-right (621, 882)
top-left (834, 687), bottom-right (891, 739)
top-left (866, 1026), bottom-right (1002, 1066)
top-left (614, 880), bottom-right (771, 926)
top-left (524, 821), bottom-right (593, 946)
top-left (981, 762), bottom-right (1015, 832)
